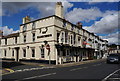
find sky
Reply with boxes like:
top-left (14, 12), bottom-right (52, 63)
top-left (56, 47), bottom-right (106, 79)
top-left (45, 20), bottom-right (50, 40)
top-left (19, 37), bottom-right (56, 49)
top-left (0, 0), bottom-right (120, 45)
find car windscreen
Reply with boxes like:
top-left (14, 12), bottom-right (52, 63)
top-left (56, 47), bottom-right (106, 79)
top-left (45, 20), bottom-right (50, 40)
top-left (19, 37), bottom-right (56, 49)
top-left (109, 54), bottom-right (119, 58)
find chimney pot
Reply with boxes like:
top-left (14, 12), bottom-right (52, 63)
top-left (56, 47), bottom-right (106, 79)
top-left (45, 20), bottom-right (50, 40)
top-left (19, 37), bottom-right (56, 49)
top-left (22, 16), bottom-right (31, 24)
top-left (76, 22), bottom-right (82, 29)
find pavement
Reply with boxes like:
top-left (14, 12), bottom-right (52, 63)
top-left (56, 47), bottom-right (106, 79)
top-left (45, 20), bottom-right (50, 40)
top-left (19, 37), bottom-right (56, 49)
top-left (2, 58), bottom-right (120, 81)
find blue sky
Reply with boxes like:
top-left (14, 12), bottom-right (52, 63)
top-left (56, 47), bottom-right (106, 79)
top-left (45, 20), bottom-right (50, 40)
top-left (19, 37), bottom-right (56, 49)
top-left (0, 1), bottom-right (119, 44)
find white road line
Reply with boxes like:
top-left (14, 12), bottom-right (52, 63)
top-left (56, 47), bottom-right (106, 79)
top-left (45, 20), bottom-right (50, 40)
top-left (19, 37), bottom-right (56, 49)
top-left (70, 67), bottom-right (88, 71)
top-left (14, 66), bottom-right (54, 73)
top-left (15, 72), bottom-right (56, 81)
top-left (109, 78), bottom-right (120, 80)
top-left (102, 69), bottom-right (120, 81)
top-left (70, 68), bottom-right (82, 71)
top-left (92, 64), bottom-right (101, 66)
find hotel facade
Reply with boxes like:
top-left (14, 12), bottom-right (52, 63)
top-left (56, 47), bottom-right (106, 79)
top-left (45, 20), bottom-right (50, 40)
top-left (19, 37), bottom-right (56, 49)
top-left (0, 2), bottom-right (108, 65)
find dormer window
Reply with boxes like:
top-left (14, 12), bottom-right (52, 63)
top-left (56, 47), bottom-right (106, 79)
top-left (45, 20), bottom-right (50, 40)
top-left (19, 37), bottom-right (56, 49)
top-left (32, 22), bottom-right (36, 29)
top-left (23, 25), bottom-right (27, 31)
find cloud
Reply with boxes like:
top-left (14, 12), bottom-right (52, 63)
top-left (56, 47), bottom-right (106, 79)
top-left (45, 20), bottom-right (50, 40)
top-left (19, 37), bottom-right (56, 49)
top-left (0, 26), bottom-right (19, 36)
top-left (65, 7), bottom-right (103, 23)
top-left (2, 2), bottom-right (55, 17)
top-left (101, 32), bottom-right (120, 45)
top-left (2, 1), bottom-right (73, 17)
top-left (83, 12), bottom-right (119, 34)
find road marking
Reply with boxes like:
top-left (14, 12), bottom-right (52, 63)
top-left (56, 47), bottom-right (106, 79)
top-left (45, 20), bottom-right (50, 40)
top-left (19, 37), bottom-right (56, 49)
top-left (70, 68), bottom-right (82, 71)
top-left (15, 66), bottom-right (54, 72)
top-left (2, 67), bottom-right (54, 76)
top-left (102, 69), bottom-right (120, 81)
top-left (108, 78), bottom-right (120, 80)
top-left (16, 72), bottom-right (56, 81)
top-left (92, 64), bottom-right (101, 66)
top-left (5, 68), bottom-right (14, 73)
top-left (70, 67), bottom-right (88, 71)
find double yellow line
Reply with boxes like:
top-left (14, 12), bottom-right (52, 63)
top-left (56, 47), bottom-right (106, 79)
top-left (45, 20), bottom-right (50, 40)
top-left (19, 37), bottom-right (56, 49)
top-left (2, 68), bottom-right (14, 76)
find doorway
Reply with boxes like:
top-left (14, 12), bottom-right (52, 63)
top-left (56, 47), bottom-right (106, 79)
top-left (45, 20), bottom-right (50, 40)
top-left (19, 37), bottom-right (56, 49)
top-left (15, 47), bottom-right (20, 62)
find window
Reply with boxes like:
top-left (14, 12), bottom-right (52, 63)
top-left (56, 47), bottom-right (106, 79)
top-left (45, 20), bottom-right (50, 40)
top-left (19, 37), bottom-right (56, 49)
top-left (41, 48), bottom-right (44, 58)
top-left (12, 49), bottom-right (14, 56)
top-left (63, 49), bottom-right (66, 56)
top-left (23, 49), bottom-right (26, 57)
top-left (66, 50), bottom-right (69, 56)
top-left (4, 50), bottom-right (6, 57)
top-left (78, 37), bottom-right (81, 45)
top-left (32, 33), bottom-right (35, 42)
top-left (74, 34), bottom-right (76, 44)
top-left (15, 37), bottom-right (17, 44)
top-left (5, 39), bottom-right (7, 45)
top-left (61, 32), bottom-right (64, 43)
top-left (32, 22), bottom-right (36, 29)
top-left (57, 32), bottom-right (60, 43)
top-left (23, 25), bottom-right (27, 31)
top-left (24, 35), bottom-right (26, 43)
top-left (65, 31), bottom-right (68, 43)
top-left (32, 49), bottom-right (35, 57)
top-left (63, 21), bottom-right (66, 27)
top-left (71, 35), bottom-right (73, 44)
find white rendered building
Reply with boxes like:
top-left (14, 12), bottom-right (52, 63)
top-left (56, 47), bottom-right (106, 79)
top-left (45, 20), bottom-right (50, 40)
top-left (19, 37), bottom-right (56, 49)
top-left (0, 2), bottom-right (108, 65)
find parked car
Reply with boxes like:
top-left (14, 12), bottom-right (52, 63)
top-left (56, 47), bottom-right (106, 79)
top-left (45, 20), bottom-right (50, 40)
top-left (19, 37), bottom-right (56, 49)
top-left (106, 53), bottom-right (120, 64)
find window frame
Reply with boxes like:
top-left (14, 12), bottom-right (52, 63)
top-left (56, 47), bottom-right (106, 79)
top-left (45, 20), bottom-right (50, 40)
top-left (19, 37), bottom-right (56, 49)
top-left (24, 35), bottom-right (26, 43)
top-left (12, 49), bottom-right (14, 57)
top-left (23, 49), bottom-right (26, 57)
top-left (32, 48), bottom-right (35, 57)
top-left (41, 48), bottom-right (45, 58)
top-left (4, 49), bottom-right (6, 57)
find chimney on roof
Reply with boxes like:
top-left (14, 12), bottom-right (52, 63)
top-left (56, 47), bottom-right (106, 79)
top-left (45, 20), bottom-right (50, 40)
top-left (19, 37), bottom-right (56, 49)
top-left (55, 2), bottom-right (64, 18)
top-left (76, 22), bottom-right (82, 29)
top-left (22, 16), bottom-right (31, 24)
top-left (0, 30), bottom-right (3, 38)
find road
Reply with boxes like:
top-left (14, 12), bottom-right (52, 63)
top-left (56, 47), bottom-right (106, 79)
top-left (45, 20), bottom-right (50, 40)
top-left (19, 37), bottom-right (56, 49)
top-left (2, 59), bottom-right (120, 81)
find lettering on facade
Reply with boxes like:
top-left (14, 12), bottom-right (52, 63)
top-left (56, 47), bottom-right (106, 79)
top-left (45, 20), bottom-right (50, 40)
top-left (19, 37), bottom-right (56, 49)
top-left (37, 34), bottom-right (52, 38)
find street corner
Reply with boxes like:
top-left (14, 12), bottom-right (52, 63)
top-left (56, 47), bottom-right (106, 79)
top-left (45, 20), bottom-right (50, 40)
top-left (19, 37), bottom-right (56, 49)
top-left (2, 68), bottom-right (14, 75)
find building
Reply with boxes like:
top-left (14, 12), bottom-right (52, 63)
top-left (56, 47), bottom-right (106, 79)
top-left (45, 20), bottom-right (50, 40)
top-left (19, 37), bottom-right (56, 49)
top-left (0, 2), bottom-right (108, 65)
top-left (108, 44), bottom-right (120, 54)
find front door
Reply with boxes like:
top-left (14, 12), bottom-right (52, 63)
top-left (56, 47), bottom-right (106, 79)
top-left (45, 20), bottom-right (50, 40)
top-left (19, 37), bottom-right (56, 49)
top-left (15, 47), bottom-right (20, 62)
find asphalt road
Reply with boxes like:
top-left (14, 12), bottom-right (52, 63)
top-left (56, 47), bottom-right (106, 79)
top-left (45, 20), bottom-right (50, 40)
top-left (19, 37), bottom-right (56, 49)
top-left (2, 60), bottom-right (120, 81)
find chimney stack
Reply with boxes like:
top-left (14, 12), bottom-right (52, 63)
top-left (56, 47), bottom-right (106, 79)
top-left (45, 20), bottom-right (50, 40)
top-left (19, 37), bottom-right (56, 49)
top-left (76, 22), bottom-right (82, 29)
top-left (55, 2), bottom-right (64, 18)
top-left (22, 16), bottom-right (31, 24)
